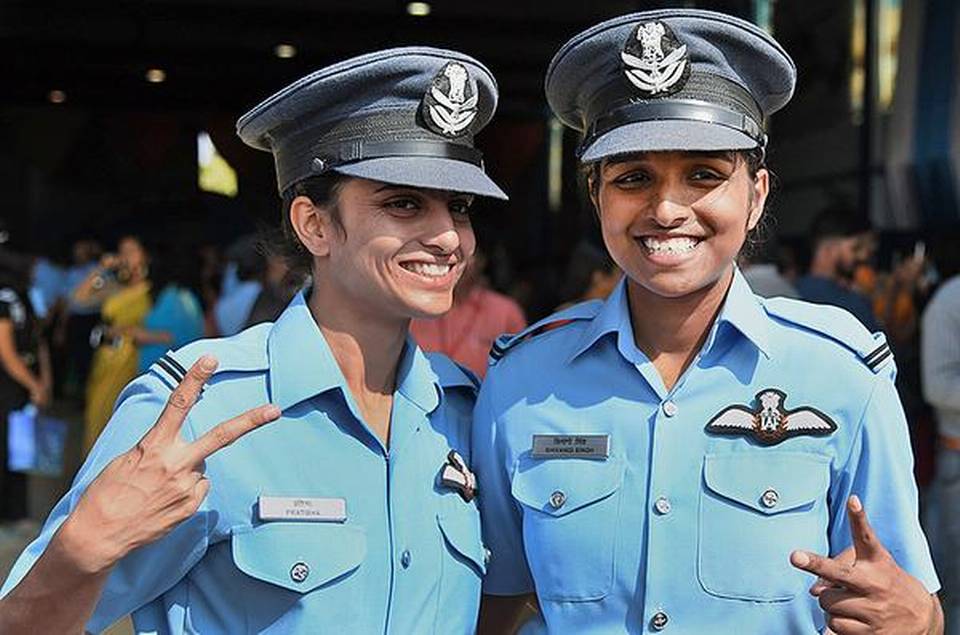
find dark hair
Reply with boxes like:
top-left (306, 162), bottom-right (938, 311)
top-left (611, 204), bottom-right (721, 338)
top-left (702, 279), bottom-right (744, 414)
top-left (809, 206), bottom-right (870, 245)
top-left (274, 174), bottom-right (348, 275)
top-left (146, 241), bottom-right (203, 302)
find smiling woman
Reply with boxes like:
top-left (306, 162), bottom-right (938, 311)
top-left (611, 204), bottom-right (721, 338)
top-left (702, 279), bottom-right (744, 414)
top-left (0, 47), bottom-right (507, 635)
top-left (474, 9), bottom-right (942, 635)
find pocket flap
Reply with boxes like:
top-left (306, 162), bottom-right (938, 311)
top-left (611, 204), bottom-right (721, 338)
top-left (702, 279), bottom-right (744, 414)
top-left (232, 523), bottom-right (366, 593)
top-left (511, 455), bottom-right (625, 517)
top-left (703, 452), bottom-right (829, 515)
top-left (437, 510), bottom-right (487, 575)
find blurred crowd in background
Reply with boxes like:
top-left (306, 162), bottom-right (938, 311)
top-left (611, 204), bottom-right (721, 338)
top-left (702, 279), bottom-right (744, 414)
top-left (0, 205), bottom-right (959, 580)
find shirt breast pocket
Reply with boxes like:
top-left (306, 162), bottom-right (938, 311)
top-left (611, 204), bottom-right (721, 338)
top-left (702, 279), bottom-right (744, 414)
top-left (511, 455), bottom-right (625, 601)
top-left (698, 452), bottom-right (830, 602)
top-left (232, 522), bottom-right (366, 592)
top-left (435, 495), bottom-right (486, 628)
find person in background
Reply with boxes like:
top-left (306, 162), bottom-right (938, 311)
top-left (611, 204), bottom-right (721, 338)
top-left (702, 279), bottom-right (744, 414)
top-left (796, 209), bottom-right (880, 331)
top-left (132, 243), bottom-right (205, 373)
top-left (739, 237), bottom-right (800, 298)
top-left (555, 240), bottom-right (622, 310)
top-left (0, 243), bottom-right (51, 529)
top-left (243, 240), bottom-right (301, 329)
top-left (411, 249), bottom-right (526, 378)
top-left (75, 235), bottom-right (151, 454)
top-left (214, 235), bottom-right (264, 336)
top-left (58, 239), bottom-right (104, 398)
top-left (922, 261), bottom-right (960, 633)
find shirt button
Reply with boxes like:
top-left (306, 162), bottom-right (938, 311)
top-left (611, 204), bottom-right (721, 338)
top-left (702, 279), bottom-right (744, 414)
top-left (651, 610), bottom-right (669, 630)
top-left (290, 561), bottom-right (310, 583)
top-left (401, 549), bottom-right (412, 569)
top-left (761, 488), bottom-right (780, 509)
top-left (483, 546), bottom-right (492, 565)
top-left (549, 490), bottom-right (567, 509)
top-left (654, 496), bottom-right (672, 515)
top-left (662, 400), bottom-right (678, 417)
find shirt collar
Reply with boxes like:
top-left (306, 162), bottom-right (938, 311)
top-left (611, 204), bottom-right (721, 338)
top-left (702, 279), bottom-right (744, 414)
top-left (566, 267), bottom-right (770, 364)
top-left (702, 267), bottom-right (771, 358)
top-left (267, 291), bottom-right (441, 412)
top-left (567, 276), bottom-right (632, 364)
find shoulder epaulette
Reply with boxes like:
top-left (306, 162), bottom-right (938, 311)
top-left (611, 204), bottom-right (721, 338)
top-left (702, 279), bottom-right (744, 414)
top-left (489, 300), bottom-right (603, 365)
top-left (426, 352), bottom-right (480, 392)
top-left (150, 322), bottom-right (272, 388)
top-left (762, 297), bottom-right (894, 375)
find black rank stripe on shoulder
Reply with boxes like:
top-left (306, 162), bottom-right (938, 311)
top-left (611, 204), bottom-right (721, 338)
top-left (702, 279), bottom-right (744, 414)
top-left (155, 354), bottom-right (186, 386)
top-left (863, 342), bottom-right (892, 372)
top-left (488, 319), bottom-right (575, 362)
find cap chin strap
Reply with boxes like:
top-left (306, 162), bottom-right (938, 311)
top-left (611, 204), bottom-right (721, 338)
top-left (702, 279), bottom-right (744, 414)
top-left (578, 98), bottom-right (767, 160)
top-left (311, 139), bottom-right (484, 174)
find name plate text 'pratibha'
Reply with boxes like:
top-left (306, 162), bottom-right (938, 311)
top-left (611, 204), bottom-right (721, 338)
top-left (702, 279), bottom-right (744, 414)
top-left (258, 496), bottom-right (347, 522)
top-left (531, 434), bottom-right (610, 459)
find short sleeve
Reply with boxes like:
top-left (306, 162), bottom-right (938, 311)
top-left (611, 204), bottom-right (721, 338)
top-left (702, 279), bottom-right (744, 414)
top-left (0, 371), bottom-right (211, 632)
top-left (472, 368), bottom-right (534, 595)
top-left (827, 374), bottom-right (940, 592)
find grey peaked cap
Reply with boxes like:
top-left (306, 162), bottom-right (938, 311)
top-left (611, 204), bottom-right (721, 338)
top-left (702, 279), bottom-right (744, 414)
top-left (545, 9), bottom-right (797, 162)
top-left (237, 46), bottom-right (507, 200)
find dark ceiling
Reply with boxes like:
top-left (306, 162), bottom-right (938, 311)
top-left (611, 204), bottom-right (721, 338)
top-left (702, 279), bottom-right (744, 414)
top-left (3, 0), bottom-right (756, 117)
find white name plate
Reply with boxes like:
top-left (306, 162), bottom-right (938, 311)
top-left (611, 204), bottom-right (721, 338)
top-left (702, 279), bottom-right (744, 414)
top-left (258, 496), bottom-right (347, 522)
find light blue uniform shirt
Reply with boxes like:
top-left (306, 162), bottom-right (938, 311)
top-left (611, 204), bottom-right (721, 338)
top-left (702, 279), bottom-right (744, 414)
top-left (2, 292), bottom-right (486, 634)
top-left (473, 269), bottom-right (938, 634)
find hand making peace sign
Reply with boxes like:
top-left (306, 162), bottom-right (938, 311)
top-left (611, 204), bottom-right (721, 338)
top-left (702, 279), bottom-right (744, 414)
top-left (59, 355), bottom-right (281, 574)
top-left (789, 495), bottom-right (942, 635)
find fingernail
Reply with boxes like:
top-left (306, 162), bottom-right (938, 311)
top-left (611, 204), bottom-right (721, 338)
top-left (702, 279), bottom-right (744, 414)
top-left (791, 551), bottom-right (809, 567)
top-left (200, 355), bottom-right (217, 371)
top-left (849, 495), bottom-right (862, 512)
top-left (266, 405), bottom-right (282, 418)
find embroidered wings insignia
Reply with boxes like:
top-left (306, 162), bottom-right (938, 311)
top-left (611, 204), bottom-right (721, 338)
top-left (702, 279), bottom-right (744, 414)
top-left (705, 389), bottom-right (837, 446)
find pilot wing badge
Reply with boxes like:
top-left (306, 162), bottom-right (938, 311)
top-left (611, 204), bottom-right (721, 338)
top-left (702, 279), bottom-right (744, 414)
top-left (620, 21), bottom-right (690, 96)
top-left (705, 389), bottom-right (837, 446)
top-left (439, 450), bottom-right (478, 502)
top-left (421, 61), bottom-right (478, 137)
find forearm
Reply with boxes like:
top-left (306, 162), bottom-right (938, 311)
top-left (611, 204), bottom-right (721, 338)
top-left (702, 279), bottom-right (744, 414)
top-left (0, 519), bottom-right (115, 634)
top-left (0, 354), bottom-right (41, 394)
top-left (39, 342), bottom-right (52, 388)
top-left (129, 327), bottom-right (173, 346)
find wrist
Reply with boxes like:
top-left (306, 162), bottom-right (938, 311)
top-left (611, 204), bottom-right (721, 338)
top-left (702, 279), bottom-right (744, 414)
top-left (55, 515), bottom-right (124, 575)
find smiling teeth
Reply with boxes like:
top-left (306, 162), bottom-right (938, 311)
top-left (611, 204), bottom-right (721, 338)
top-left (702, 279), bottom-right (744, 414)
top-left (641, 236), bottom-right (700, 254)
top-left (404, 262), bottom-right (452, 277)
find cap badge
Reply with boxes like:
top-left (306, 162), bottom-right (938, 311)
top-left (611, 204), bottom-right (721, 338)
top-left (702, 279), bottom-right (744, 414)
top-left (705, 389), bottom-right (837, 446)
top-left (621, 21), bottom-right (690, 97)
top-left (421, 61), bottom-right (478, 138)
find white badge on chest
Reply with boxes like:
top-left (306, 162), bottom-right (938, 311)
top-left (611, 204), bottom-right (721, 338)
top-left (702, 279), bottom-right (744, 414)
top-left (258, 496), bottom-right (347, 522)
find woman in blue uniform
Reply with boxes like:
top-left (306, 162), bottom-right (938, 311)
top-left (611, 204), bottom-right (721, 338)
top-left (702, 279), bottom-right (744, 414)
top-left (0, 47), bottom-right (505, 634)
top-left (473, 10), bottom-right (942, 634)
